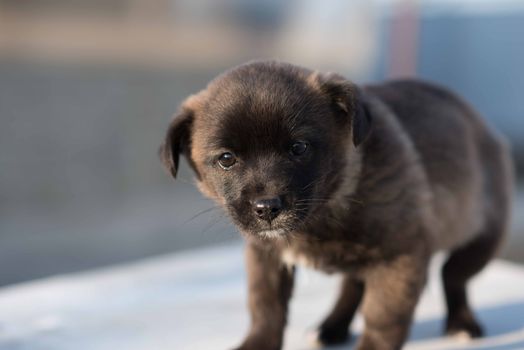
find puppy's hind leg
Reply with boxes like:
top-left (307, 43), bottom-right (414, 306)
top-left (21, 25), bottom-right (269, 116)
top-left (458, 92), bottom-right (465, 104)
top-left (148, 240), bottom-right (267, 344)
top-left (314, 274), bottom-right (364, 346)
top-left (442, 222), bottom-right (506, 338)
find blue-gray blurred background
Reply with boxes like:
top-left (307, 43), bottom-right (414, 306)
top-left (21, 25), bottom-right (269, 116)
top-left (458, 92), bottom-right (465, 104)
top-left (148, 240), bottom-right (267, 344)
top-left (1, 0), bottom-right (523, 286)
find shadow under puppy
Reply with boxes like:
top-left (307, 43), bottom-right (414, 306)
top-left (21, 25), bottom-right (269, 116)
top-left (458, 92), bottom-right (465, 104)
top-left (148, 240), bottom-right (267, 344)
top-left (160, 61), bottom-right (513, 350)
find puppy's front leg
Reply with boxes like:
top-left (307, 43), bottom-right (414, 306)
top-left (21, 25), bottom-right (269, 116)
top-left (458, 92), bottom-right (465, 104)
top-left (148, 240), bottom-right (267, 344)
top-left (234, 242), bottom-right (294, 350)
top-left (356, 255), bottom-right (428, 350)
top-left (316, 274), bottom-right (364, 345)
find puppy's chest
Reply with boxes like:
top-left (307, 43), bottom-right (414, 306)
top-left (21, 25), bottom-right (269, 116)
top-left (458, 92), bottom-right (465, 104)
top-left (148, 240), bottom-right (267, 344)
top-left (280, 240), bottom-right (378, 273)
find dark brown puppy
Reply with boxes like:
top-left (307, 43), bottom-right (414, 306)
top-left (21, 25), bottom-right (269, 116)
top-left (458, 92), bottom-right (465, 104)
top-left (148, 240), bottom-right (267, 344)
top-left (160, 61), bottom-right (513, 350)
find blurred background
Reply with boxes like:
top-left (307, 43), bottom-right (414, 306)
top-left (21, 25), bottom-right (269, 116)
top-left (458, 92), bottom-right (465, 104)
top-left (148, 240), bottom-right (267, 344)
top-left (1, 0), bottom-right (523, 287)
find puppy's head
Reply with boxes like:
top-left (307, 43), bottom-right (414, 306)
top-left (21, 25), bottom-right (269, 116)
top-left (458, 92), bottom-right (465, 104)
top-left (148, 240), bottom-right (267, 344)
top-left (160, 61), bottom-right (371, 240)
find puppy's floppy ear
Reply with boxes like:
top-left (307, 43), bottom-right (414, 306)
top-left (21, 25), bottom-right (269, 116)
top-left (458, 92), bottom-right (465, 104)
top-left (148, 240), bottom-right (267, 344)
top-left (159, 104), bottom-right (196, 179)
top-left (311, 73), bottom-right (372, 146)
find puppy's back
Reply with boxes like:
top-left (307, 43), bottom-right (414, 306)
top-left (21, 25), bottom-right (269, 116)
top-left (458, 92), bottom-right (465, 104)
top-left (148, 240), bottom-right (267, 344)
top-left (366, 80), bottom-right (513, 251)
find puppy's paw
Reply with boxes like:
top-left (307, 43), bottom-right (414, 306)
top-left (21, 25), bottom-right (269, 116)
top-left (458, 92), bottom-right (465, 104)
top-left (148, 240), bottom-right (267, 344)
top-left (308, 325), bottom-right (351, 347)
top-left (445, 313), bottom-right (484, 339)
top-left (232, 337), bottom-right (280, 350)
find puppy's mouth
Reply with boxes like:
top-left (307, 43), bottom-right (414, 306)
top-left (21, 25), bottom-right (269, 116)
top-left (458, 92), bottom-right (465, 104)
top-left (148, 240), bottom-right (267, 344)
top-left (227, 197), bottom-right (322, 239)
top-left (231, 211), bottom-right (302, 239)
top-left (247, 208), bottom-right (311, 239)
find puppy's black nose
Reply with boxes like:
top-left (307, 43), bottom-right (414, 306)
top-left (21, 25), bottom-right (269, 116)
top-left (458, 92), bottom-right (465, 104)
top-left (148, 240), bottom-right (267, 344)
top-left (253, 197), bottom-right (282, 221)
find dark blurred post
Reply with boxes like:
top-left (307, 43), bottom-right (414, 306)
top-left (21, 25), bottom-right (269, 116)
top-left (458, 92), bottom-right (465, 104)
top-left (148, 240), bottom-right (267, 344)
top-left (388, 0), bottom-right (419, 78)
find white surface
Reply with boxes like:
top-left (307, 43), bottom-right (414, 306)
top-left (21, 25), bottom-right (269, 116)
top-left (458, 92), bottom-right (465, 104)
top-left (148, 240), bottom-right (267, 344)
top-left (0, 244), bottom-right (523, 350)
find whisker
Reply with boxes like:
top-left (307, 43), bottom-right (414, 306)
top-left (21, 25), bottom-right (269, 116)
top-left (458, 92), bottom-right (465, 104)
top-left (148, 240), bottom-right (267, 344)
top-left (201, 212), bottom-right (229, 235)
top-left (294, 199), bottom-right (330, 203)
top-left (183, 206), bottom-right (221, 223)
top-left (347, 197), bottom-right (364, 205)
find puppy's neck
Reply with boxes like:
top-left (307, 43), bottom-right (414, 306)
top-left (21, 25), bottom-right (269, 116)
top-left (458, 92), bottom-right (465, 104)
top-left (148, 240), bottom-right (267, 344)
top-left (327, 141), bottom-right (363, 214)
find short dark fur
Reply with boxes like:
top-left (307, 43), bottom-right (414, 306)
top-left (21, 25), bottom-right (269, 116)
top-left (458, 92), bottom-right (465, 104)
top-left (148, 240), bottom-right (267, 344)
top-left (160, 61), bottom-right (513, 350)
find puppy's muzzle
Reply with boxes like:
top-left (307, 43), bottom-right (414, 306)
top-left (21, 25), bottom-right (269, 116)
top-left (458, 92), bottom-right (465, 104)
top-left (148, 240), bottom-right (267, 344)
top-left (252, 196), bottom-right (282, 222)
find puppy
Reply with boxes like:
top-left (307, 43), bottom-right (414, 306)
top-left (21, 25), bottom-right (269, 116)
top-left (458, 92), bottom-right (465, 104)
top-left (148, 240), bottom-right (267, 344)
top-left (160, 61), bottom-right (513, 350)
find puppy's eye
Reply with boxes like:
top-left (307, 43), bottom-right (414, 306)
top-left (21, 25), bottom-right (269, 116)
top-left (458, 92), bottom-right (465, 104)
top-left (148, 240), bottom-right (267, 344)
top-left (218, 152), bottom-right (236, 169)
top-left (290, 141), bottom-right (309, 156)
